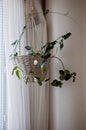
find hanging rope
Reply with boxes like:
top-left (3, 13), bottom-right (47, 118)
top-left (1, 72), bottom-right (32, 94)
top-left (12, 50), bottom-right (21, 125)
top-left (24, 0), bottom-right (42, 50)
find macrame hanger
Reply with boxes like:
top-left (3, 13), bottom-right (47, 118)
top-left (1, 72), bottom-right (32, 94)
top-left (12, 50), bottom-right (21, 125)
top-left (25, 0), bottom-right (41, 50)
top-left (24, 0), bottom-right (28, 47)
top-left (25, 0), bottom-right (34, 47)
top-left (18, 1), bottom-right (21, 56)
top-left (29, 0), bottom-right (38, 49)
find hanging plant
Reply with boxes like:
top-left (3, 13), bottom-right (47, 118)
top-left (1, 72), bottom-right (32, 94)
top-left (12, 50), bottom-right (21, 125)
top-left (10, 10), bottom-right (77, 87)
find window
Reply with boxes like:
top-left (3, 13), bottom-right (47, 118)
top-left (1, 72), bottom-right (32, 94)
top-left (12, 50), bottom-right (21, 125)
top-left (0, 0), bottom-right (7, 130)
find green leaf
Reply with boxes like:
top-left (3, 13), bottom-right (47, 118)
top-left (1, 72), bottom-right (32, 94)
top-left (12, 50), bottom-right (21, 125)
top-left (59, 70), bottom-right (64, 74)
top-left (51, 79), bottom-right (63, 88)
top-left (62, 32), bottom-right (72, 40)
top-left (25, 77), bottom-right (29, 84)
top-left (59, 39), bottom-right (64, 50)
top-left (64, 74), bottom-right (71, 80)
top-left (64, 70), bottom-right (70, 74)
top-left (43, 9), bottom-right (49, 15)
top-left (59, 70), bottom-right (77, 82)
top-left (35, 77), bottom-right (42, 86)
top-left (45, 78), bottom-right (50, 82)
top-left (41, 59), bottom-right (46, 64)
top-left (73, 76), bottom-right (76, 82)
top-left (11, 40), bottom-right (19, 45)
top-left (29, 70), bottom-right (35, 75)
top-left (41, 53), bottom-right (51, 60)
top-left (59, 69), bottom-right (74, 81)
top-left (32, 48), bottom-right (36, 53)
top-left (71, 72), bottom-right (76, 82)
top-left (59, 75), bottom-right (64, 81)
top-left (42, 41), bottom-right (57, 54)
top-left (16, 70), bottom-right (20, 79)
top-left (37, 80), bottom-right (42, 86)
top-left (14, 52), bottom-right (18, 57)
top-left (12, 66), bottom-right (18, 75)
top-left (41, 65), bottom-right (46, 72)
top-left (25, 46), bottom-right (36, 55)
top-left (60, 43), bottom-right (64, 50)
top-left (45, 45), bottom-right (54, 52)
top-left (23, 26), bottom-right (26, 29)
top-left (59, 70), bottom-right (65, 80)
top-left (25, 46), bottom-right (32, 50)
top-left (71, 72), bottom-right (77, 76)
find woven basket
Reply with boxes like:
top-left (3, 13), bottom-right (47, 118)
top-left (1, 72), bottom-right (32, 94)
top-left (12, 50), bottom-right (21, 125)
top-left (12, 55), bottom-right (49, 82)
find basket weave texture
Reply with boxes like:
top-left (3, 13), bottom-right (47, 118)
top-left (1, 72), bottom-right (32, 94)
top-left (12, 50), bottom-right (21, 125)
top-left (12, 55), bottom-right (49, 82)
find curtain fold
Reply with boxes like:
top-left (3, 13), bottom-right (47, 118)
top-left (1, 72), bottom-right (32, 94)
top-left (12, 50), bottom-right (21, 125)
top-left (3, 0), bottom-right (49, 130)
top-left (3, 0), bottom-right (31, 130)
top-left (25, 0), bottom-right (49, 130)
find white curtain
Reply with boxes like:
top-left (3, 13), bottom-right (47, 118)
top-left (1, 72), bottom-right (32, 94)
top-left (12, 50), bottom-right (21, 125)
top-left (3, 0), bottom-right (49, 130)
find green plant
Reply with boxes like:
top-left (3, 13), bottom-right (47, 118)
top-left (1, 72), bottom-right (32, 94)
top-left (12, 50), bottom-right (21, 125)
top-left (10, 10), bottom-right (76, 87)
top-left (10, 26), bottom-right (76, 87)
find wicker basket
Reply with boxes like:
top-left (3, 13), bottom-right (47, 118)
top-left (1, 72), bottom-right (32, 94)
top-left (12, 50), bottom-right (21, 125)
top-left (12, 55), bottom-right (49, 82)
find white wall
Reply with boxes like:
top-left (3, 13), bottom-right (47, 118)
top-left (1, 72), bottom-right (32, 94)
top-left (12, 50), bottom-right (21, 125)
top-left (82, 2), bottom-right (86, 130)
top-left (46, 0), bottom-right (85, 130)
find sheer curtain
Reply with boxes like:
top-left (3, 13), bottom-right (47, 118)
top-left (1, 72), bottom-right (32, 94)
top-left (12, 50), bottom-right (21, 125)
top-left (3, 0), bottom-right (31, 130)
top-left (0, 0), bottom-right (7, 129)
top-left (4, 0), bottom-right (49, 130)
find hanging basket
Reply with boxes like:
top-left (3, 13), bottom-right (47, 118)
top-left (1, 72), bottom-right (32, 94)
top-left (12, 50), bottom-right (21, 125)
top-left (12, 55), bottom-right (49, 82)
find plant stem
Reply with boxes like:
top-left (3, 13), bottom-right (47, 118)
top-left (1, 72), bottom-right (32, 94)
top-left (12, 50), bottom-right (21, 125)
top-left (51, 56), bottom-right (65, 70)
top-left (55, 35), bottom-right (63, 41)
top-left (12, 26), bottom-right (26, 56)
top-left (19, 26), bottom-right (26, 41)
